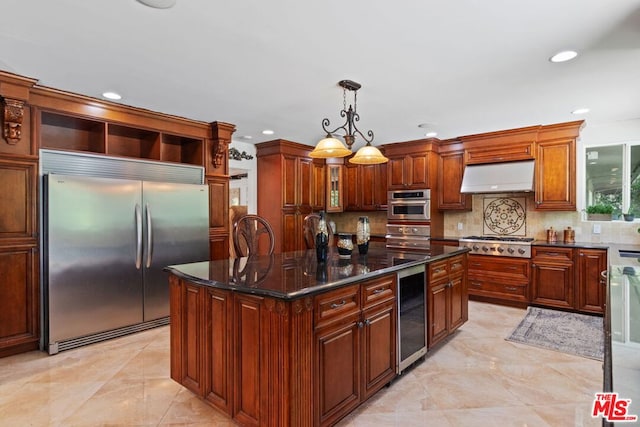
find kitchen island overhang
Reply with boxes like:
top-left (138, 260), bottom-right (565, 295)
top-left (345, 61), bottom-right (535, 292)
top-left (165, 244), bottom-right (469, 426)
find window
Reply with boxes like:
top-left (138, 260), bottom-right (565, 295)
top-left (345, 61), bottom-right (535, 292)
top-left (585, 143), bottom-right (640, 216)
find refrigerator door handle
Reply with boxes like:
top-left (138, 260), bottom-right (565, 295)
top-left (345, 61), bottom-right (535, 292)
top-left (135, 204), bottom-right (143, 269)
top-left (145, 203), bottom-right (154, 268)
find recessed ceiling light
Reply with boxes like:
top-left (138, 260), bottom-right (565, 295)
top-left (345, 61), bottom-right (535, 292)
top-left (425, 132), bottom-right (438, 137)
top-left (571, 108), bottom-right (590, 115)
top-left (136, 0), bottom-right (176, 9)
top-left (550, 50), bottom-right (578, 63)
top-left (262, 129), bottom-right (274, 135)
top-left (102, 91), bottom-right (122, 100)
top-left (241, 135), bottom-right (253, 140)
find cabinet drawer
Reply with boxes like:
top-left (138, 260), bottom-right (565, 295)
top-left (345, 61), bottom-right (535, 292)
top-left (468, 255), bottom-right (529, 279)
top-left (429, 260), bottom-right (449, 282)
top-left (362, 274), bottom-right (396, 309)
top-left (468, 279), bottom-right (528, 301)
top-left (314, 285), bottom-right (360, 327)
top-left (464, 142), bottom-right (534, 165)
top-left (449, 255), bottom-right (465, 275)
top-left (532, 247), bottom-right (573, 263)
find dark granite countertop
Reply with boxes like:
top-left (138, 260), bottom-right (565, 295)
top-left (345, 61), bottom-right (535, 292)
top-left (165, 243), bottom-right (469, 300)
top-left (532, 240), bottom-right (610, 250)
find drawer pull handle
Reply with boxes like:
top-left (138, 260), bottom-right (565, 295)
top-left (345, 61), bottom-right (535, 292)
top-left (505, 286), bottom-right (518, 291)
top-left (434, 268), bottom-right (445, 273)
top-left (471, 282), bottom-right (482, 287)
top-left (452, 263), bottom-right (462, 269)
top-left (330, 300), bottom-right (346, 309)
top-left (372, 288), bottom-right (386, 294)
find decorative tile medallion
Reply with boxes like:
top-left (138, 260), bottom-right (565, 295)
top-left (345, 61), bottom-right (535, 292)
top-left (483, 197), bottom-right (526, 236)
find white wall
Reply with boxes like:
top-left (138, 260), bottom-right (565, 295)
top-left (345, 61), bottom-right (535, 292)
top-left (229, 140), bottom-right (257, 214)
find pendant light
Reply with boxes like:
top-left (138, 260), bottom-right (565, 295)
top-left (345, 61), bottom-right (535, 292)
top-left (310, 80), bottom-right (388, 164)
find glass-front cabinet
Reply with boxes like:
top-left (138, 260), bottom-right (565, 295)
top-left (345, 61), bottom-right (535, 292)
top-left (326, 162), bottom-right (343, 212)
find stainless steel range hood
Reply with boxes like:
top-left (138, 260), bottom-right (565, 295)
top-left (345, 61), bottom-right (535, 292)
top-left (460, 160), bottom-right (534, 193)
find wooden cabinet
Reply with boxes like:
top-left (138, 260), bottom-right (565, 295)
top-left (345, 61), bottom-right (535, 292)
top-left (325, 162), bottom-right (343, 212)
top-left (576, 248), bottom-right (607, 314)
top-left (386, 151), bottom-right (431, 190)
top-left (312, 160), bottom-right (327, 211)
top-left (460, 126), bottom-right (536, 165)
top-left (344, 160), bottom-right (387, 211)
top-left (0, 158), bottom-right (39, 357)
top-left (38, 110), bottom-right (206, 165)
top-left (169, 271), bottom-right (397, 427)
top-left (437, 148), bottom-right (471, 211)
top-left (467, 255), bottom-right (530, 307)
top-left (531, 246), bottom-right (607, 314)
top-left (315, 275), bottom-right (396, 426)
top-left (256, 140), bottom-right (317, 253)
top-left (531, 247), bottom-right (575, 310)
top-left (383, 139), bottom-right (436, 191)
top-left (427, 254), bottom-right (468, 349)
top-left (533, 121), bottom-right (582, 211)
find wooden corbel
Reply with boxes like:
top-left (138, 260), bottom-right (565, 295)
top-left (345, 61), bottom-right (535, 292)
top-left (2, 97), bottom-right (25, 145)
top-left (212, 137), bottom-right (230, 168)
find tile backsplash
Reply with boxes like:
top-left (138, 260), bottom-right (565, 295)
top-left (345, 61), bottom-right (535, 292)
top-left (444, 193), bottom-right (640, 244)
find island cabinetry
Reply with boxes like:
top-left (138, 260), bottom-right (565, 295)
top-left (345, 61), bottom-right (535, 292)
top-left (383, 139), bottom-right (436, 191)
top-left (315, 275), bottom-right (396, 426)
top-left (531, 247), bottom-right (575, 310)
top-left (467, 255), bottom-right (530, 307)
top-left (437, 143), bottom-right (471, 211)
top-left (343, 160), bottom-right (387, 211)
top-left (256, 140), bottom-right (316, 253)
top-left (168, 269), bottom-right (398, 427)
top-left (427, 254), bottom-right (467, 349)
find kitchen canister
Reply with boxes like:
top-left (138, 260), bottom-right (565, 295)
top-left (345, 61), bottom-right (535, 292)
top-left (546, 227), bottom-right (557, 243)
top-left (564, 226), bottom-right (575, 243)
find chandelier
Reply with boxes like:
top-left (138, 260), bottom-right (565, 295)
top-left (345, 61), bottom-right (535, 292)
top-left (309, 80), bottom-right (388, 164)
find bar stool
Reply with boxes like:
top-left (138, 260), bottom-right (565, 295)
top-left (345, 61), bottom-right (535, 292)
top-left (303, 213), bottom-right (334, 249)
top-left (232, 214), bottom-right (275, 257)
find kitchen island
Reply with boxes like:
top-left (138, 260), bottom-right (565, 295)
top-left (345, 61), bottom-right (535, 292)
top-left (165, 243), bottom-right (468, 427)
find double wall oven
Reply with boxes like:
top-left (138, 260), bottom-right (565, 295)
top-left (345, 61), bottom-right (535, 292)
top-left (386, 189), bottom-right (431, 251)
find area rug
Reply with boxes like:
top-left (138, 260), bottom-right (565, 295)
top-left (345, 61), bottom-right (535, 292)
top-left (506, 306), bottom-right (604, 360)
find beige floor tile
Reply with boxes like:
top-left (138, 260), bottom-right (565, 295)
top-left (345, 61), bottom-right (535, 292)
top-left (0, 301), bottom-right (608, 426)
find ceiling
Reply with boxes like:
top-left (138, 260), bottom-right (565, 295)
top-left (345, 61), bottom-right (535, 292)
top-left (1, 0), bottom-right (640, 149)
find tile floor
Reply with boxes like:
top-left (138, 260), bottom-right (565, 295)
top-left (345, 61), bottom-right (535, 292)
top-left (0, 301), bottom-right (604, 426)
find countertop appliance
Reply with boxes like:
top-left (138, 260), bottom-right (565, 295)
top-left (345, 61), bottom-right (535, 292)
top-left (397, 263), bottom-right (427, 373)
top-left (387, 189), bottom-right (430, 221)
top-left (459, 236), bottom-right (533, 258)
top-left (386, 224), bottom-right (430, 251)
top-left (41, 150), bottom-right (209, 354)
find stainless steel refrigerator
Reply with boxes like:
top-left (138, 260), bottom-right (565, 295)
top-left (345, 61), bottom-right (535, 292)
top-left (43, 174), bottom-right (209, 354)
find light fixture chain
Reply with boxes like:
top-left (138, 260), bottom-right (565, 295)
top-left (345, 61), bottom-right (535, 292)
top-left (343, 86), bottom-right (347, 111)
